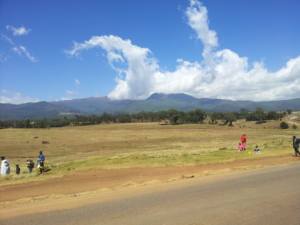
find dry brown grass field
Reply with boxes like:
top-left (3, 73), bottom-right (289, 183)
top-left (0, 118), bottom-right (298, 186)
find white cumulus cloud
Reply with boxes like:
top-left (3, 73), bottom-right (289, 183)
top-left (65, 0), bottom-right (300, 101)
top-left (6, 25), bottom-right (31, 36)
top-left (0, 90), bottom-right (39, 104)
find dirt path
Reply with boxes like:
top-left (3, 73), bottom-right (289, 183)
top-left (1, 155), bottom-right (299, 204)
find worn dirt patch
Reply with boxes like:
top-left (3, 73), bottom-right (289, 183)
top-left (1, 155), bottom-right (299, 204)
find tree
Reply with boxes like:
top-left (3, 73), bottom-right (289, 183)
top-left (194, 109), bottom-right (206, 124)
top-left (267, 111), bottom-right (279, 120)
top-left (279, 122), bottom-right (289, 129)
top-left (255, 106), bottom-right (265, 121)
top-left (223, 113), bottom-right (237, 126)
top-left (187, 110), bottom-right (198, 123)
top-left (239, 108), bottom-right (249, 119)
top-left (168, 109), bottom-right (180, 124)
top-left (209, 112), bottom-right (222, 124)
top-left (158, 110), bottom-right (168, 124)
top-left (25, 119), bottom-right (31, 128)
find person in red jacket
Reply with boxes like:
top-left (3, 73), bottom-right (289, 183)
top-left (241, 134), bottom-right (247, 151)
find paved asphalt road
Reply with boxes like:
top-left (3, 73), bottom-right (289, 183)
top-left (2, 163), bottom-right (300, 225)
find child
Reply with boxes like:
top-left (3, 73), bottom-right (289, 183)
top-left (254, 145), bottom-right (260, 154)
top-left (38, 161), bottom-right (44, 174)
top-left (16, 164), bottom-right (20, 175)
top-left (37, 156), bottom-right (41, 169)
top-left (30, 160), bottom-right (34, 172)
top-left (27, 159), bottom-right (32, 173)
top-left (238, 143), bottom-right (243, 151)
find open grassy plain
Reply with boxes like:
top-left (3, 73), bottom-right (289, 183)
top-left (0, 118), bottom-right (298, 186)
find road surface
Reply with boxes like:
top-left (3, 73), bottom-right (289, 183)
top-left (2, 163), bottom-right (300, 225)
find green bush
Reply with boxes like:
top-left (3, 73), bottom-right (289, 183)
top-left (279, 122), bottom-right (289, 129)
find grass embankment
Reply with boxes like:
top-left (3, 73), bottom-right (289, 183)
top-left (0, 119), bottom-right (297, 185)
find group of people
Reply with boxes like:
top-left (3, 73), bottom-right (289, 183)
top-left (1, 151), bottom-right (45, 176)
top-left (238, 134), bottom-right (299, 155)
top-left (238, 134), bottom-right (261, 154)
top-left (1, 135), bottom-right (299, 176)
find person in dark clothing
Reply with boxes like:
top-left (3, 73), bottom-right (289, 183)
top-left (30, 160), bottom-right (34, 172)
top-left (39, 151), bottom-right (45, 161)
top-left (16, 164), bottom-right (20, 175)
top-left (292, 136), bottom-right (300, 157)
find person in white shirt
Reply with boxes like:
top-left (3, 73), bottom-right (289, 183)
top-left (1, 156), bottom-right (10, 175)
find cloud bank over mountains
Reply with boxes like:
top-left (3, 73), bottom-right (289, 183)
top-left (0, 89), bottom-right (39, 104)
top-left (65, 0), bottom-right (300, 102)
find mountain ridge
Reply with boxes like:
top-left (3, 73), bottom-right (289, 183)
top-left (1, 93), bottom-right (299, 121)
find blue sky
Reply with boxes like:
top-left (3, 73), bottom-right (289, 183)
top-left (0, 0), bottom-right (299, 104)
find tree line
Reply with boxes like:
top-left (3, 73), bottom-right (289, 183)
top-left (0, 107), bottom-right (288, 129)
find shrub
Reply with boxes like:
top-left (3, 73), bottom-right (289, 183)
top-left (255, 120), bottom-right (266, 124)
top-left (279, 122), bottom-right (289, 129)
top-left (292, 124), bottom-right (298, 129)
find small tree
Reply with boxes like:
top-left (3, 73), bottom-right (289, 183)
top-left (223, 113), bottom-right (237, 126)
top-left (279, 122), bottom-right (289, 129)
top-left (292, 124), bottom-right (298, 129)
top-left (209, 112), bottom-right (218, 124)
top-left (25, 119), bottom-right (31, 128)
top-left (168, 109), bottom-right (180, 124)
top-left (194, 109), bottom-right (207, 124)
top-left (255, 106), bottom-right (266, 121)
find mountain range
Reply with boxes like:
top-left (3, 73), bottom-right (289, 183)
top-left (0, 93), bottom-right (299, 121)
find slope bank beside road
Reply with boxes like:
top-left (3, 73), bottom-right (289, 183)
top-left (0, 155), bottom-right (299, 219)
top-left (1, 161), bottom-right (300, 225)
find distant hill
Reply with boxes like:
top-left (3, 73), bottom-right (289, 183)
top-left (1, 93), bottom-right (299, 121)
top-left (52, 93), bottom-right (300, 115)
top-left (0, 101), bottom-right (81, 121)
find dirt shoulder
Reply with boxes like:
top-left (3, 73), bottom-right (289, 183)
top-left (1, 155), bottom-right (299, 203)
top-left (0, 155), bottom-right (299, 219)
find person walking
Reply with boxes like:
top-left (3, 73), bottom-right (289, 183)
top-left (241, 134), bottom-right (247, 151)
top-left (1, 156), bottom-right (10, 175)
top-left (292, 136), bottom-right (300, 157)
